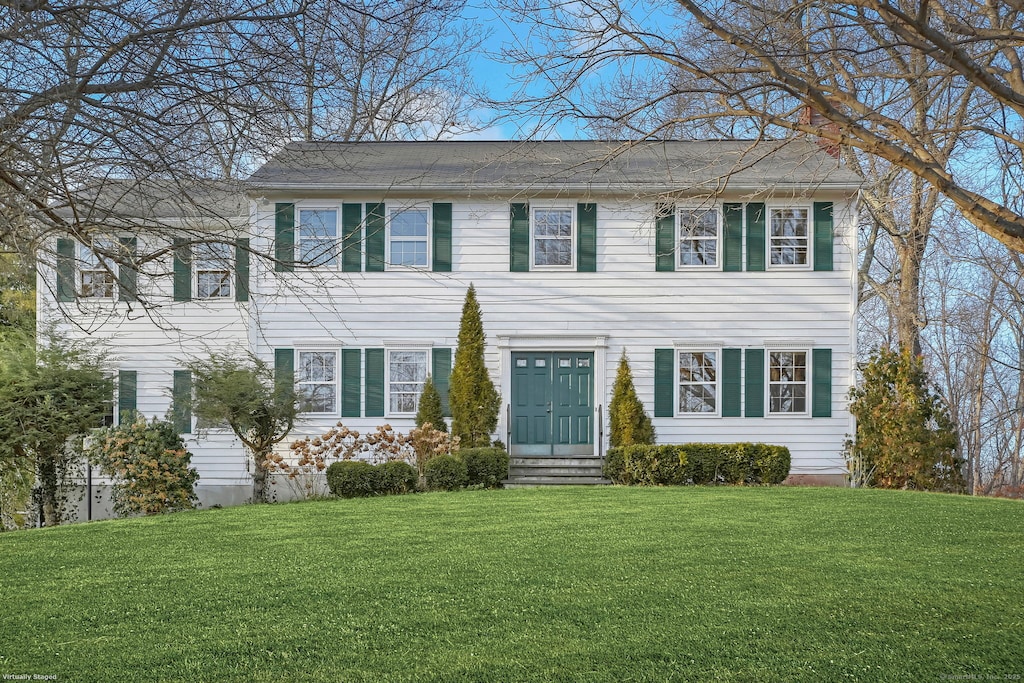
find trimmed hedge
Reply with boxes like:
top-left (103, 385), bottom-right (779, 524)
top-left (379, 461), bottom-right (418, 495)
top-left (326, 461), bottom-right (381, 498)
top-left (424, 454), bottom-right (468, 491)
top-left (459, 447), bottom-right (509, 488)
top-left (603, 443), bottom-right (791, 486)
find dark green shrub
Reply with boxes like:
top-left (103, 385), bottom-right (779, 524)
top-left (603, 447), bottom-right (626, 483)
top-left (326, 461), bottom-right (381, 498)
top-left (459, 447), bottom-right (508, 488)
top-left (605, 445), bottom-right (687, 485)
top-left (608, 350), bottom-right (655, 447)
top-left (607, 442), bottom-right (791, 486)
top-left (751, 444), bottom-right (791, 484)
top-left (379, 461), bottom-right (418, 494)
top-left (424, 454), bottom-right (468, 491)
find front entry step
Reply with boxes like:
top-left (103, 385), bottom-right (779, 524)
top-left (505, 456), bottom-right (610, 487)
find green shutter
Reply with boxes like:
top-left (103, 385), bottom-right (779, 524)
top-left (813, 202), bottom-right (834, 271)
top-left (365, 348), bottom-right (385, 417)
top-left (118, 370), bottom-right (137, 424)
top-left (342, 203), bottom-right (362, 272)
top-left (654, 348), bottom-right (674, 417)
top-left (274, 348), bottom-right (294, 395)
top-left (746, 203), bottom-right (765, 272)
top-left (723, 203), bottom-right (743, 272)
top-left (721, 348), bottom-right (742, 417)
top-left (172, 369), bottom-right (192, 434)
top-left (56, 238), bottom-right (75, 302)
top-left (173, 238), bottom-right (191, 302)
top-left (812, 348), bottom-right (833, 417)
top-left (655, 204), bottom-right (675, 272)
top-left (432, 347), bottom-right (452, 417)
top-left (744, 348), bottom-right (764, 418)
top-left (577, 203), bottom-right (597, 272)
top-left (365, 203), bottom-right (385, 272)
top-left (342, 348), bottom-right (361, 418)
top-left (275, 203), bottom-right (295, 273)
top-left (433, 203), bottom-right (452, 272)
top-left (510, 203), bottom-right (530, 272)
top-left (118, 237), bottom-right (138, 301)
top-left (235, 238), bottom-right (249, 302)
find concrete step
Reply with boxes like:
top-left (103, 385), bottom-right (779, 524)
top-left (504, 475), bottom-right (611, 486)
top-left (511, 456), bottom-right (604, 468)
top-left (510, 465), bottom-right (604, 477)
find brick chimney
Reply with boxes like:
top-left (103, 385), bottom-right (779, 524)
top-left (800, 105), bottom-right (841, 159)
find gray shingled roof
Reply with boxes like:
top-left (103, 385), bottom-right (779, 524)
top-left (247, 139), bottom-right (862, 196)
top-left (62, 179), bottom-right (248, 221)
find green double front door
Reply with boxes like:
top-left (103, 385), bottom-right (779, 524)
top-left (511, 352), bottom-right (594, 456)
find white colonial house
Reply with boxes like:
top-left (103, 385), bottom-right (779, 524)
top-left (39, 140), bottom-right (860, 516)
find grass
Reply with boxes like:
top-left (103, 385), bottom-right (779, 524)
top-left (0, 487), bottom-right (1022, 682)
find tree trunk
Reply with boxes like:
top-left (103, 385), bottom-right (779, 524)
top-left (252, 448), bottom-right (270, 503)
top-left (37, 455), bottom-right (58, 527)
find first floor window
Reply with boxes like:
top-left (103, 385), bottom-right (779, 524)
top-left (533, 207), bottom-right (573, 267)
top-left (769, 208), bottom-right (809, 266)
top-left (388, 350), bottom-right (427, 413)
top-left (195, 242), bottom-right (232, 298)
top-left (679, 350), bottom-right (717, 413)
top-left (389, 207), bottom-right (429, 267)
top-left (298, 351), bottom-right (337, 413)
top-left (678, 207), bottom-right (720, 267)
top-left (78, 240), bottom-right (116, 298)
top-left (298, 208), bottom-right (338, 267)
top-left (769, 351), bottom-right (807, 414)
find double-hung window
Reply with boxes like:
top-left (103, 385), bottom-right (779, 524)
top-left (195, 242), bottom-right (232, 299)
top-left (298, 351), bottom-right (337, 414)
top-left (532, 207), bottom-right (573, 268)
top-left (678, 350), bottom-right (718, 414)
top-left (768, 351), bottom-right (808, 414)
top-left (678, 207), bottom-right (720, 268)
top-left (298, 209), bottom-right (338, 267)
top-left (388, 207), bottom-right (429, 267)
top-left (388, 349), bottom-right (428, 414)
top-left (769, 208), bottom-right (810, 267)
top-left (78, 240), bottom-right (117, 298)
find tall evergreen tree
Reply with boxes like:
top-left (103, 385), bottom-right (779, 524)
top-left (608, 350), bottom-right (655, 448)
top-left (415, 376), bottom-right (447, 433)
top-left (449, 285), bottom-right (500, 447)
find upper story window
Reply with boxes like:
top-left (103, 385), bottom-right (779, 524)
top-left (195, 242), bottom-right (232, 299)
top-left (298, 208), bottom-right (338, 267)
top-left (768, 351), bottom-right (808, 414)
top-left (769, 207), bottom-right (810, 267)
top-left (298, 350), bottom-right (337, 414)
top-left (78, 240), bottom-right (116, 298)
top-left (388, 349), bottom-right (428, 414)
top-left (678, 350), bottom-right (718, 414)
top-left (388, 207), bottom-right (429, 268)
top-left (532, 207), bottom-right (573, 268)
top-left (678, 207), bottom-right (720, 268)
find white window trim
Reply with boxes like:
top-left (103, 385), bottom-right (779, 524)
top-left (530, 203), bottom-right (576, 270)
top-left (194, 240), bottom-right (233, 300)
top-left (676, 347), bottom-right (722, 417)
top-left (296, 348), bottom-right (339, 415)
top-left (385, 202), bottom-right (431, 271)
top-left (78, 240), bottom-right (118, 300)
top-left (296, 205), bottom-right (340, 269)
top-left (676, 204), bottom-right (722, 271)
top-left (385, 347), bottom-right (430, 417)
top-left (766, 349), bottom-right (811, 417)
top-left (767, 205), bottom-right (812, 270)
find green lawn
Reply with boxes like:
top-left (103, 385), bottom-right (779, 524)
top-left (1, 487), bottom-right (1022, 682)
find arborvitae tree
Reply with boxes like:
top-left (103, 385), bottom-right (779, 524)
top-left (415, 376), bottom-right (447, 433)
top-left (449, 284), bottom-right (500, 447)
top-left (608, 350), bottom-right (655, 448)
top-left (846, 347), bottom-right (963, 492)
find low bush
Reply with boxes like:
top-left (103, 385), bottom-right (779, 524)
top-left (379, 461), bottom-right (418, 495)
top-left (604, 443), bottom-right (791, 486)
top-left (424, 454), bottom-right (468, 491)
top-left (459, 447), bottom-right (508, 488)
top-left (325, 461), bottom-right (381, 498)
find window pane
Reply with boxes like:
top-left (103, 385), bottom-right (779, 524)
top-left (299, 238), bottom-right (338, 267)
top-left (679, 351), bottom-right (717, 413)
top-left (535, 237), bottom-right (572, 266)
top-left (390, 209), bottom-right (428, 237)
top-left (298, 210), bottom-right (337, 239)
top-left (391, 240), bottom-right (428, 267)
top-left (300, 352), bottom-right (335, 382)
top-left (197, 271), bottom-right (230, 298)
top-left (535, 209), bottom-right (572, 237)
top-left (389, 350), bottom-right (427, 413)
top-left (769, 351), bottom-right (808, 413)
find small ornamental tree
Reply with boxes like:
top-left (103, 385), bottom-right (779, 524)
top-left (846, 347), bottom-right (963, 492)
top-left (608, 350), bottom-right (655, 448)
top-left (415, 376), bottom-right (447, 432)
top-left (449, 284), bottom-right (500, 447)
top-left (188, 351), bottom-right (298, 503)
top-left (87, 418), bottom-right (199, 516)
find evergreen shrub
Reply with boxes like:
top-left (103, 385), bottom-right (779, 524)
top-left (326, 461), bottom-right (381, 498)
top-left (459, 447), bottom-right (508, 488)
top-left (604, 443), bottom-right (790, 486)
top-left (379, 461), bottom-right (418, 494)
top-left (424, 454), bottom-right (468, 491)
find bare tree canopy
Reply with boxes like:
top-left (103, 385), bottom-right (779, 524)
top-left (501, 0), bottom-right (1024, 253)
